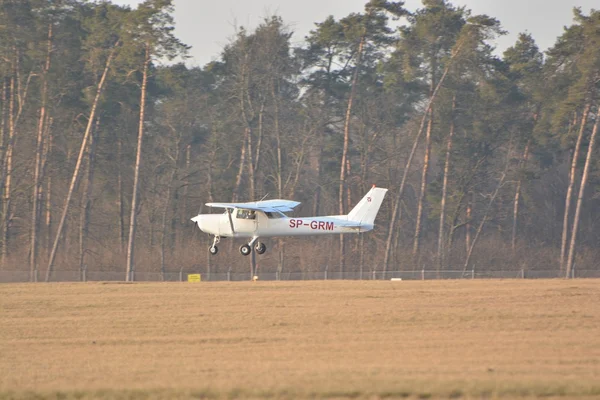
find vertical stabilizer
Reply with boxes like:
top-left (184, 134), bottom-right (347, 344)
top-left (348, 186), bottom-right (388, 225)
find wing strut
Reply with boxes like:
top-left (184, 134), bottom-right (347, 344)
top-left (227, 209), bottom-right (235, 235)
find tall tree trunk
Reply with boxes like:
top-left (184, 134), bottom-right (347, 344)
top-left (312, 137), bottom-right (323, 217)
top-left (0, 79), bottom-right (6, 231)
top-left (466, 193), bottom-right (472, 254)
top-left (382, 50), bottom-right (457, 272)
top-left (117, 134), bottom-right (125, 252)
top-left (445, 191), bottom-right (467, 267)
top-left (437, 95), bottom-right (456, 270)
top-left (560, 105), bottom-right (589, 272)
top-left (1, 77), bottom-right (15, 266)
top-left (45, 179), bottom-right (52, 257)
top-left (234, 53), bottom-right (254, 204)
top-left (413, 109), bottom-right (433, 258)
top-left (126, 42), bottom-right (150, 282)
top-left (247, 102), bottom-right (265, 200)
top-left (0, 78), bottom-right (5, 265)
top-left (46, 41), bottom-right (118, 282)
top-left (2, 50), bottom-right (34, 265)
top-left (254, 103), bottom-right (264, 194)
top-left (511, 139), bottom-right (531, 252)
top-left (30, 111), bottom-right (45, 278)
top-left (463, 172), bottom-right (507, 272)
top-left (161, 169), bottom-right (178, 281)
top-left (383, 120), bottom-right (426, 272)
top-left (204, 145), bottom-right (217, 278)
top-left (30, 23), bottom-right (52, 281)
top-left (231, 128), bottom-right (248, 203)
top-left (79, 119), bottom-right (98, 280)
top-left (288, 132), bottom-right (311, 200)
top-left (271, 80), bottom-right (286, 276)
top-left (162, 123), bottom-right (181, 281)
top-left (169, 182), bottom-right (179, 252)
top-left (358, 125), bottom-right (375, 277)
top-left (180, 143), bottom-right (191, 236)
top-left (42, 119), bottom-right (53, 258)
top-left (273, 82), bottom-right (283, 198)
top-left (339, 35), bottom-right (366, 276)
top-left (463, 142), bottom-right (512, 272)
top-left (565, 105), bottom-right (600, 278)
top-left (413, 54), bottom-right (438, 259)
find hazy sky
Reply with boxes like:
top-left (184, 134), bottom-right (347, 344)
top-left (111, 0), bottom-right (598, 67)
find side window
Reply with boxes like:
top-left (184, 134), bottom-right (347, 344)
top-left (236, 209), bottom-right (256, 220)
top-left (265, 211), bottom-right (284, 219)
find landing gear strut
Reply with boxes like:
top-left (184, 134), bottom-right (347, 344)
top-left (209, 236), bottom-right (220, 255)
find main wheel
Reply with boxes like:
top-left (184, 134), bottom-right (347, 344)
top-left (209, 246), bottom-right (218, 255)
top-left (239, 244), bottom-right (251, 256)
top-left (255, 242), bottom-right (266, 255)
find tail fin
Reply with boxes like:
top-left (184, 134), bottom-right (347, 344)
top-left (348, 186), bottom-right (388, 226)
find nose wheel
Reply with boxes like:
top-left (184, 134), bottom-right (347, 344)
top-left (209, 236), bottom-right (220, 256)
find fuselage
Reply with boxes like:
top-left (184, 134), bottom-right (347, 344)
top-left (193, 211), bottom-right (371, 238)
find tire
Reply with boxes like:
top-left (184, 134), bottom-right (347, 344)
top-left (209, 246), bottom-right (218, 255)
top-left (255, 242), bottom-right (266, 255)
top-left (239, 244), bottom-right (251, 256)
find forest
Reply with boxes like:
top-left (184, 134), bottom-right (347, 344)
top-left (1, 0), bottom-right (599, 281)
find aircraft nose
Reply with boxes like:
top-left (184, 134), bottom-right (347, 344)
top-left (191, 215), bottom-right (207, 232)
top-left (192, 214), bottom-right (220, 235)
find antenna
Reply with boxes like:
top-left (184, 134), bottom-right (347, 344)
top-left (259, 193), bottom-right (269, 202)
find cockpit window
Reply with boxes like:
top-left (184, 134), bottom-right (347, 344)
top-left (236, 209), bottom-right (256, 219)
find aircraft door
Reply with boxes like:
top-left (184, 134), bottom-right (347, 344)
top-left (233, 208), bottom-right (258, 236)
top-left (218, 209), bottom-right (235, 236)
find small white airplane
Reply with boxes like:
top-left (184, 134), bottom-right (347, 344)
top-left (191, 185), bottom-right (388, 256)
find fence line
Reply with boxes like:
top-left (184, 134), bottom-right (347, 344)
top-left (1, 267), bottom-right (598, 283)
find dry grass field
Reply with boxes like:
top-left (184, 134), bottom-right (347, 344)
top-left (1, 280), bottom-right (600, 399)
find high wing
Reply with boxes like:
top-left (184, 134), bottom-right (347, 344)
top-left (206, 199), bottom-right (301, 213)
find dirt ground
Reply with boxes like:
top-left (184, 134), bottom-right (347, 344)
top-left (1, 279), bottom-right (599, 399)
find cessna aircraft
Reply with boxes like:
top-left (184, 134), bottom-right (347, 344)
top-left (191, 185), bottom-right (388, 256)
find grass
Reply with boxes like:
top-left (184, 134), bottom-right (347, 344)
top-left (1, 280), bottom-right (600, 399)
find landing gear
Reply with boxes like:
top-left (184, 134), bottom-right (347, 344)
top-left (209, 236), bottom-right (220, 256)
top-left (239, 244), bottom-right (252, 256)
top-left (255, 242), bottom-right (266, 255)
top-left (212, 236), bottom-right (265, 256)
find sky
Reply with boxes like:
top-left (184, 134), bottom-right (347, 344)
top-left (111, 0), bottom-right (599, 67)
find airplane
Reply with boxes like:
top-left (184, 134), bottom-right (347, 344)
top-left (191, 185), bottom-right (388, 256)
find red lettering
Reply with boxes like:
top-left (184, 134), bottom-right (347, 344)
top-left (292, 219), bottom-right (334, 230)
